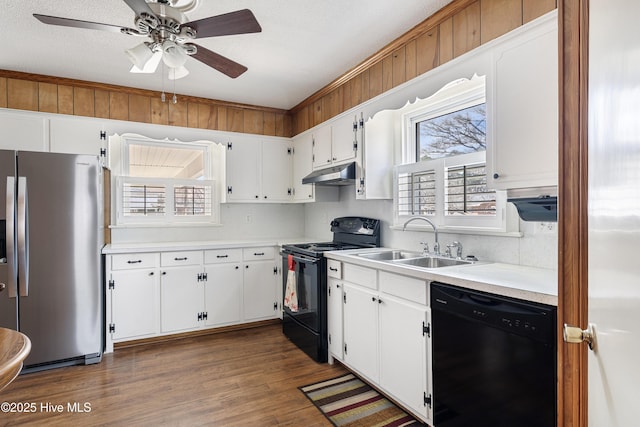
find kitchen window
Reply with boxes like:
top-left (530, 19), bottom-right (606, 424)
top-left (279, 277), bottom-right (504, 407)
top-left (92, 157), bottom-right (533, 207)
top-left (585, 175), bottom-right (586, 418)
top-left (109, 134), bottom-right (224, 226)
top-left (395, 76), bottom-right (509, 232)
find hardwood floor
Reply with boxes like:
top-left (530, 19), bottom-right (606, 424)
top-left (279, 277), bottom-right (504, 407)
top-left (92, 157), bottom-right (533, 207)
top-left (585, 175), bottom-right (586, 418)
top-left (1, 323), bottom-right (347, 426)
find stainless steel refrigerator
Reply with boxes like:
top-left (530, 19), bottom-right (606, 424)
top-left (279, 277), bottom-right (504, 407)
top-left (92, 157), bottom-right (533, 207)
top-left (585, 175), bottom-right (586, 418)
top-left (0, 150), bottom-right (103, 371)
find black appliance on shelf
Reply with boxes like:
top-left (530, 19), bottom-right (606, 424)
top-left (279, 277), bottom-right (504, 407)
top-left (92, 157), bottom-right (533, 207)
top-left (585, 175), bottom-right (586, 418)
top-left (281, 216), bottom-right (381, 362)
top-left (431, 282), bottom-right (557, 427)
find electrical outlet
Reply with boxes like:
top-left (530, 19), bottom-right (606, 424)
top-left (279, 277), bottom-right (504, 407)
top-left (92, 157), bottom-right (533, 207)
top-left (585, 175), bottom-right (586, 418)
top-left (538, 222), bottom-right (556, 233)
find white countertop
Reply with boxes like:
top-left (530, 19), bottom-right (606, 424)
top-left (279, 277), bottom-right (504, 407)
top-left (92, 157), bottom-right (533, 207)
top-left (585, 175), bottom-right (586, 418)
top-left (102, 237), bottom-right (321, 254)
top-left (324, 248), bottom-right (558, 306)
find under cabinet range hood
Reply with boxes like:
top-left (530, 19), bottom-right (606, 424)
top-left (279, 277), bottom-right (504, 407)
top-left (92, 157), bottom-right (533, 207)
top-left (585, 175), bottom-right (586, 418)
top-left (507, 187), bottom-right (558, 222)
top-left (302, 162), bottom-right (356, 186)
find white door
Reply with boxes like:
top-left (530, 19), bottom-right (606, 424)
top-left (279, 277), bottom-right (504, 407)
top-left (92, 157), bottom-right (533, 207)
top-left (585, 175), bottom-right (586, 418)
top-left (587, 1), bottom-right (640, 424)
top-left (343, 283), bottom-right (379, 382)
top-left (261, 140), bottom-right (291, 201)
top-left (204, 263), bottom-right (243, 326)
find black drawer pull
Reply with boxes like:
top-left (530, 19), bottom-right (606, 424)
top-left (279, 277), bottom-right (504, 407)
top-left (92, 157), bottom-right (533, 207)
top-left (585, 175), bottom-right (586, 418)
top-left (127, 260), bottom-right (142, 264)
top-left (216, 255), bottom-right (229, 259)
top-left (254, 252), bottom-right (265, 256)
top-left (329, 267), bottom-right (338, 272)
top-left (174, 257), bottom-right (188, 261)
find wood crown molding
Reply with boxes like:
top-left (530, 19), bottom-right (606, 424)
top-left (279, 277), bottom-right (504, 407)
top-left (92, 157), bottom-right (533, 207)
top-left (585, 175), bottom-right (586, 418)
top-left (0, 69), bottom-right (289, 115)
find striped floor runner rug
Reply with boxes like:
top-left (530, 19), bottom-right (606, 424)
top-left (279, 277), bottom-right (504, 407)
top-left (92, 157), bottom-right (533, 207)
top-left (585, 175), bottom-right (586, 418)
top-left (300, 373), bottom-right (425, 427)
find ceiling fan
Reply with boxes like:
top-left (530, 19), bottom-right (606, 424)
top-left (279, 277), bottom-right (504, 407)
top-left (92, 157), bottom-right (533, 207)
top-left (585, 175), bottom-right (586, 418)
top-left (33, 0), bottom-right (262, 79)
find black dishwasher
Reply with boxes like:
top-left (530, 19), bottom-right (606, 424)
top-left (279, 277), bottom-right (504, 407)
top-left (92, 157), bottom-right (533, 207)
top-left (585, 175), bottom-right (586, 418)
top-left (431, 282), bottom-right (556, 427)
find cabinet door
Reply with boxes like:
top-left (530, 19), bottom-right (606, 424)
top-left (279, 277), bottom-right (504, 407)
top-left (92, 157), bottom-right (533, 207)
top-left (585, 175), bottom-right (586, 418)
top-left (261, 140), bottom-right (292, 201)
top-left (226, 137), bottom-right (261, 201)
top-left (204, 263), bottom-right (243, 326)
top-left (243, 261), bottom-right (278, 320)
top-left (312, 125), bottom-right (332, 169)
top-left (0, 111), bottom-right (48, 151)
top-left (160, 266), bottom-right (204, 333)
top-left (50, 116), bottom-right (106, 156)
top-left (331, 114), bottom-right (357, 164)
top-left (328, 278), bottom-right (344, 360)
top-left (343, 283), bottom-right (379, 382)
top-left (110, 269), bottom-right (159, 340)
top-left (292, 133), bottom-right (314, 201)
top-left (487, 18), bottom-right (558, 190)
top-left (379, 294), bottom-right (430, 421)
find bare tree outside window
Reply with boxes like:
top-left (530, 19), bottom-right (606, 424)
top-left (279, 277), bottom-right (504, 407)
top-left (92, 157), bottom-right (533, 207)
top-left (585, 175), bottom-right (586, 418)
top-left (417, 104), bottom-right (486, 161)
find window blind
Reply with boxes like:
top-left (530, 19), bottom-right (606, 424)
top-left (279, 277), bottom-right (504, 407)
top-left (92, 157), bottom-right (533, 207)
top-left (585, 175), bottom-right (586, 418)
top-left (397, 169), bottom-right (436, 216)
top-left (445, 163), bottom-right (496, 216)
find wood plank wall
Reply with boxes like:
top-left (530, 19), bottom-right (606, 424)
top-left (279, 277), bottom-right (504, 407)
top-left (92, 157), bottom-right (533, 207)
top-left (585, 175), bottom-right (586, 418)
top-left (0, 70), bottom-right (292, 138)
top-left (0, 0), bottom-right (555, 139)
top-left (290, 0), bottom-right (557, 135)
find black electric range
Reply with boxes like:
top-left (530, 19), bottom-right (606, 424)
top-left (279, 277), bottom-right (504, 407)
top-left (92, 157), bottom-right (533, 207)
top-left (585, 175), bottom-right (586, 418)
top-left (280, 216), bottom-right (380, 362)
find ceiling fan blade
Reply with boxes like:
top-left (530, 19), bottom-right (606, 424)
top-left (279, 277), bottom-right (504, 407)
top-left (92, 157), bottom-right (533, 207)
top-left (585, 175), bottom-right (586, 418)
top-left (122, 0), bottom-right (157, 19)
top-left (185, 9), bottom-right (262, 38)
top-left (191, 44), bottom-right (247, 78)
top-left (33, 14), bottom-right (132, 34)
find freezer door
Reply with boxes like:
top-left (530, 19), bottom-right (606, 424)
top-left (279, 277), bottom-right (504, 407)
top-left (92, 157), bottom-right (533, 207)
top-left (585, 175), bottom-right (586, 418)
top-left (0, 150), bottom-right (17, 330)
top-left (17, 151), bottom-right (103, 367)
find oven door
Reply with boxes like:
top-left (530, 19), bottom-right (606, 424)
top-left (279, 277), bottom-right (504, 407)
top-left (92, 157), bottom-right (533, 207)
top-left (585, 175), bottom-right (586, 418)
top-left (282, 252), bottom-right (321, 332)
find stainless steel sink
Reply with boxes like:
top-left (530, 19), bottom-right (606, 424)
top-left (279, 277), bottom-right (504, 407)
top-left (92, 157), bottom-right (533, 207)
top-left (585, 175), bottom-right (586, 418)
top-left (391, 256), bottom-right (474, 268)
top-left (357, 250), bottom-right (423, 261)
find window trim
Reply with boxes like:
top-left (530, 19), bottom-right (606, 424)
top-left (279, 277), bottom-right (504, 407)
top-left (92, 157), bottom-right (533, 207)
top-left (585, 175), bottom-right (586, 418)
top-left (108, 133), bottom-right (225, 227)
top-left (402, 76), bottom-right (486, 164)
top-left (394, 76), bottom-right (514, 233)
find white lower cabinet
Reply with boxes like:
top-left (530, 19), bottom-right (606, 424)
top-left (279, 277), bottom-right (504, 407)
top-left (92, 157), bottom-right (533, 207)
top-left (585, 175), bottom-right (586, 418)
top-left (160, 265), bottom-right (204, 333)
top-left (105, 245), bottom-right (279, 352)
top-left (329, 261), bottom-right (432, 424)
top-left (378, 294), bottom-right (430, 420)
top-left (109, 268), bottom-right (159, 341)
top-left (243, 260), bottom-right (279, 321)
top-left (343, 283), bottom-right (379, 382)
top-left (106, 253), bottom-right (160, 345)
top-left (204, 263), bottom-right (243, 326)
top-left (327, 278), bottom-right (344, 359)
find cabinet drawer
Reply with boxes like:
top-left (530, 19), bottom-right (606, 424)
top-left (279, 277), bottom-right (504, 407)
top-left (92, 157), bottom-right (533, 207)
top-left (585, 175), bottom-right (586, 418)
top-left (342, 263), bottom-right (377, 290)
top-left (205, 249), bottom-right (243, 264)
top-left (160, 251), bottom-right (203, 267)
top-left (111, 253), bottom-right (159, 270)
top-left (243, 247), bottom-right (275, 261)
top-left (327, 259), bottom-right (342, 278)
top-left (379, 271), bottom-right (427, 305)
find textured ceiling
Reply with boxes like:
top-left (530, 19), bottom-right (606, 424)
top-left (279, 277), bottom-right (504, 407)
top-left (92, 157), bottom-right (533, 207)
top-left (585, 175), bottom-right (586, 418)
top-left (1, 0), bottom-right (453, 110)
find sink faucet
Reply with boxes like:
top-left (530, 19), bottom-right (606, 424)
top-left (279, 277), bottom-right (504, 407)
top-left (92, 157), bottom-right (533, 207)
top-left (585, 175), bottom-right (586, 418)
top-left (447, 241), bottom-right (463, 259)
top-left (402, 216), bottom-right (440, 255)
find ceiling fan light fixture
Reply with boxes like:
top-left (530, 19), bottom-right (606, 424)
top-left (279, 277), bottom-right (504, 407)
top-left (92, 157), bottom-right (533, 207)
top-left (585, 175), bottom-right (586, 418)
top-left (130, 51), bottom-right (162, 73)
top-left (162, 40), bottom-right (188, 68)
top-left (125, 42), bottom-right (154, 69)
top-left (168, 65), bottom-right (190, 80)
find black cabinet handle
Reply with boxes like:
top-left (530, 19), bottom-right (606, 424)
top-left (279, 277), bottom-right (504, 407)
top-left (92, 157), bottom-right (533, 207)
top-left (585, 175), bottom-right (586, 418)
top-left (254, 252), bottom-right (265, 256)
top-left (127, 260), bottom-right (142, 264)
top-left (493, 173), bottom-right (500, 179)
top-left (149, 272), bottom-right (154, 276)
top-left (216, 255), bottom-right (229, 259)
top-left (162, 271), bottom-right (167, 275)
top-left (174, 257), bottom-right (188, 261)
top-left (329, 267), bottom-right (338, 272)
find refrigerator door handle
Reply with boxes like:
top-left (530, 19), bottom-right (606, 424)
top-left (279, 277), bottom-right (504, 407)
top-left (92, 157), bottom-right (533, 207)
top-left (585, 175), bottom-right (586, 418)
top-left (6, 177), bottom-right (17, 298)
top-left (17, 177), bottom-right (29, 297)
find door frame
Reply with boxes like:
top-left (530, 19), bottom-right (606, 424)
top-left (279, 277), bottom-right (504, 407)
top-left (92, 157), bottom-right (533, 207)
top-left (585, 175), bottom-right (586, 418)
top-left (558, 1), bottom-right (589, 426)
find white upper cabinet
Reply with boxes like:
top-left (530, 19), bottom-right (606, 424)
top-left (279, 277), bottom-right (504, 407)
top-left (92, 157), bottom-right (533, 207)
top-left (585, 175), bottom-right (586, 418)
top-left (0, 110), bottom-right (48, 152)
top-left (357, 110), bottom-right (394, 200)
top-left (311, 124), bottom-right (333, 168)
top-left (291, 132), bottom-right (314, 201)
top-left (312, 115), bottom-right (357, 170)
top-left (261, 139), bottom-right (292, 201)
top-left (330, 114), bottom-right (358, 164)
top-left (50, 116), bottom-right (107, 156)
top-left (486, 12), bottom-right (558, 191)
top-left (225, 136), bottom-right (292, 202)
